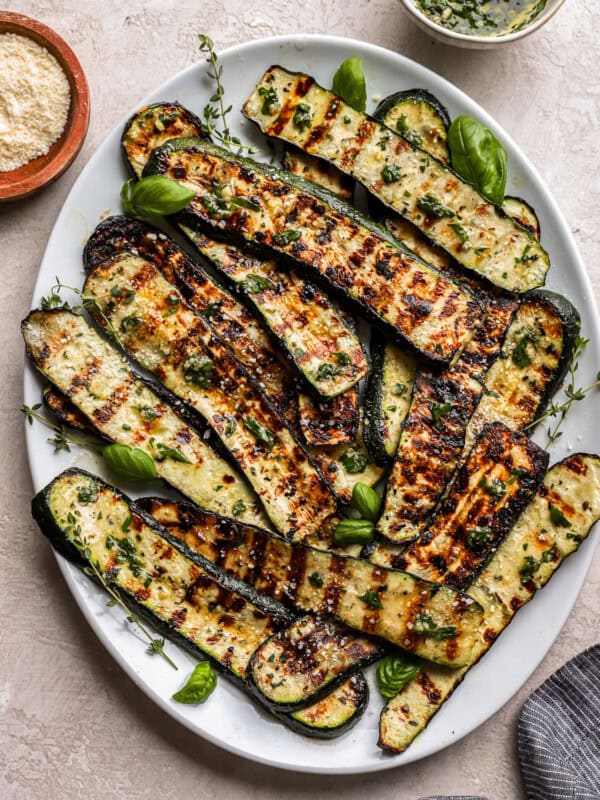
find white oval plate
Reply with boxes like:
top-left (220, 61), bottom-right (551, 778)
top-left (24, 34), bottom-right (600, 774)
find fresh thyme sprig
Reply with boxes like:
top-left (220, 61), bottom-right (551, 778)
top-left (21, 404), bottom-right (102, 454)
top-left (524, 335), bottom-right (600, 447)
top-left (40, 278), bottom-right (123, 347)
top-left (198, 34), bottom-right (255, 154)
top-left (70, 527), bottom-right (177, 670)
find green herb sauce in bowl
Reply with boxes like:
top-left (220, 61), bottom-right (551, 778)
top-left (415, 0), bottom-right (547, 36)
top-left (401, 0), bottom-right (566, 48)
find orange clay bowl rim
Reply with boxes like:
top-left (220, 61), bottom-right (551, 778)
top-left (0, 11), bottom-right (90, 202)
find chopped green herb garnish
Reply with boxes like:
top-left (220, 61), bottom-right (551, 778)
top-left (293, 103), bottom-right (313, 131)
top-left (549, 505), bottom-right (571, 528)
top-left (382, 164), bottom-right (402, 184)
top-left (339, 450), bottom-right (368, 474)
top-left (358, 590), bottom-right (383, 610)
top-left (417, 194), bottom-right (455, 219)
top-left (272, 229), bottom-right (302, 246)
top-left (413, 614), bottom-right (457, 640)
top-left (431, 401), bottom-right (452, 428)
top-left (308, 571), bottom-right (324, 588)
top-left (242, 417), bottom-right (275, 451)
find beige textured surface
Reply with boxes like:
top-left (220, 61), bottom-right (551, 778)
top-left (1, 1), bottom-right (599, 797)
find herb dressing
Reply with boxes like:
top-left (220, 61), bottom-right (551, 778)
top-left (415, 0), bottom-right (547, 36)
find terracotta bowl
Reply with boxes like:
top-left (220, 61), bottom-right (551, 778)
top-left (0, 12), bottom-right (90, 202)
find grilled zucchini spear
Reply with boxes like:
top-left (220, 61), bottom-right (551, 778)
top-left (22, 309), bottom-right (268, 528)
top-left (379, 453), bottom-right (600, 752)
top-left (84, 215), bottom-right (298, 423)
top-left (144, 137), bottom-right (480, 364)
top-left (121, 103), bottom-right (368, 401)
top-left (141, 495), bottom-right (386, 711)
top-left (243, 66), bottom-right (550, 293)
top-left (132, 498), bottom-right (484, 667)
top-left (32, 469), bottom-right (367, 738)
top-left (83, 251), bottom-right (337, 540)
top-left (381, 423), bottom-right (549, 585)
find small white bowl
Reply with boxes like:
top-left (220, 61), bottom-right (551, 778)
top-left (399, 0), bottom-right (568, 49)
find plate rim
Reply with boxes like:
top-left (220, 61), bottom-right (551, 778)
top-left (23, 32), bottom-right (600, 775)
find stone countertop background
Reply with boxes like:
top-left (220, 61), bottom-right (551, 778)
top-left (1, 1), bottom-right (598, 797)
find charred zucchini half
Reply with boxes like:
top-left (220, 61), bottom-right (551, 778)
top-left (32, 469), bottom-right (367, 738)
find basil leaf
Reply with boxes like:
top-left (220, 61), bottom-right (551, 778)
top-left (332, 56), bottom-right (367, 112)
top-left (102, 444), bottom-right (157, 481)
top-left (339, 449), bottom-right (368, 474)
top-left (172, 662), bottom-right (217, 704)
top-left (351, 482), bottom-right (381, 522)
top-left (333, 519), bottom-right (374, 546)
top-left (448, 115), bottom-right (507, 206)
top-left (122, 175), bottom-right (196, 218)
top-left (242, 417), bottom-right (275, 451)
top-left (376, 653), bottom-right (420, 698)
top-left (120, 179), bottom-right (136, 216)
top-left (155, 443), bottom-right (192, 464)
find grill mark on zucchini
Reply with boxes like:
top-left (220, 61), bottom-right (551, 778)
top-left (298, 386), bottom-right (360, 447)
top-left (121, 102), bottom-right (209, 179)
top-left (243, 67), bottom-right (550, 293)
top-left (22, 309), bottom-right (268, 526)
top-left (378, 453), bottom-right (600, 752)
top-left (84, 216), bottom-right (298, 423)
top-left (463, 291), bottom-right (579, 455)
top-left (139, 496), bottom-right (380, 711)
top-left (83, 251), bottom-right (337, 540)
top-left (132, 498), bottom-right (484, 667)
top-left (119, 104), bottom-right (368, 401)
top-left (32, 470), bottom-right (366, 738)
top-left (377, 295), bottom-right (518, 543)
top-left (144, 137), bottom-right (480, 364)
top-left (391, 423), bottom-right (549, 587)
top-left (249, 617), bottom-right (383, 711)
top-left (180, 227), bottom-right (368, 398)
top-left (43, 385), bottom-right (92, 432)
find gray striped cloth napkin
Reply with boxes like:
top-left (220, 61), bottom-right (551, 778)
top-left (420, 644), bottom-right (600, 800)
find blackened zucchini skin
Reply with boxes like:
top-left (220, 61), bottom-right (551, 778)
top-left (391, 423), bottom-right (549, 588)
top-left (83, 251), bottom-right (337, 541)
top-left (84, 216), bottom-right (298, 423)
top-left (374, 89), bottom-right (450, 164)
top-left (32, 469), bottom-right (365, 738)
top-left (243, 67), bottom-right (550, 293)
top-left (121, 101), bottom-right (207, 179)
top-left (134, 497), bottom-right (484, 668)
top-left (22, 309), bottom-right (267, 527)
top-left (377, 294), bottom-right (518, 544)
top-left (378, 453), bottom-right (600, 752)
top-left (363, 334), bottom-right (416, 465)
top-left (144, 137), bottom-right (480, 365)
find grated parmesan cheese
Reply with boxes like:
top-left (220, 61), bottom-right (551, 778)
top-left (0, 33), bottom-right (71, 172)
